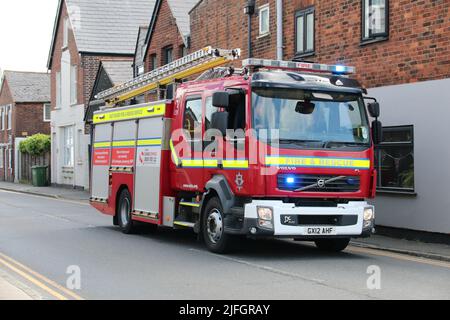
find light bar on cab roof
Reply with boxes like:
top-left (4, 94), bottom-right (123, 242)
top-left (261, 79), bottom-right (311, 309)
top-left (242, 58), bottom-right (355, 75)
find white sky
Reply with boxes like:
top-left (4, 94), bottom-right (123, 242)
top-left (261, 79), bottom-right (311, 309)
top-left (0, 0), bottom-right (59, 74)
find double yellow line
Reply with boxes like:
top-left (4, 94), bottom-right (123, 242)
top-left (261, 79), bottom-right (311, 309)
top-left (0, 252), bottom-right (84, 300)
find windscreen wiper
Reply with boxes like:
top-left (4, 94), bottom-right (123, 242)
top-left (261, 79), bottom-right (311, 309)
top-left (278, 139), bottom-right (322, 146)
top-left (322, 141), bottom-right (370, 149)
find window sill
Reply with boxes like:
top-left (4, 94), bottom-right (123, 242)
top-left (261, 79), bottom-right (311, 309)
top-left (257, 33), bottom-right (270, 39)
top-left (293, 51), bottom-right (315, 61)
top-left (360, 37), bottom-right (389, 46)
top-left (377, 189), bottom-right (417, 197)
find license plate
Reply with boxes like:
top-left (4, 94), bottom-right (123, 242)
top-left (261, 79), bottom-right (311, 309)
top-left (306, 227), bottom-right (337, 235)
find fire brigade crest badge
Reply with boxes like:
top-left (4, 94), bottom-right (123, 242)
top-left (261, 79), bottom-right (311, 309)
top-left (235, 173), bottom-right (244, 191)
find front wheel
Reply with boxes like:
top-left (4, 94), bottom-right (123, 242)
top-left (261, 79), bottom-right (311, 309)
top-left (117, 189), bottom-right (135, 234)
top-left (202, 197), bottom-right (235, 254)
top-left (314, 238), bottom-right (350, 252)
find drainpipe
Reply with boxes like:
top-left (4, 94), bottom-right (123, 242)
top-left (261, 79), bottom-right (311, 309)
top-left (276, 0), bottom-right (283, 60)
top-left (244, 0), bottom-right (256, 58)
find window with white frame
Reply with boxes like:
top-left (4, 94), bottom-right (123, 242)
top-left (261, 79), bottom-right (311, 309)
top-left (70, 65), bottom-right (77, 105)
top-left (63, 17), bottom-right (69, 48)
top-left (63, 126), bottom-right (74, 167)
top-left (259, 4), bottom-right (270, 36)
top-left (43, 104), bottom-right (51, 122)
top-left (362, 0), bottom-right (388, 42)
top-left (0, 148), bottom-right (3, 168)
top-left (295, 7), bottom-right (315, 56)
top-left (7, 105), bottom-right (12, 130)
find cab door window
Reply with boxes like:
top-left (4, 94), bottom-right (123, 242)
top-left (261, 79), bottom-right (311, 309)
top-left (183, 96), bottom-right (203, 141)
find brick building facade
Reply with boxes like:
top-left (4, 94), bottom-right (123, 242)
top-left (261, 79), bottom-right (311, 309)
top-left (143, 0), bottom-right (198, 101)
top-left (0, 71), bottom-right (51, 182)
top-left (190, 0), bottom-right (449, 88)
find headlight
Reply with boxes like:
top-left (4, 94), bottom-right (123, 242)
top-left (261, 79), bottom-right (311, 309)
top-left (363, 207), bottom-right (374, 221)
top-left (257, 207), bottom-right (273, 221)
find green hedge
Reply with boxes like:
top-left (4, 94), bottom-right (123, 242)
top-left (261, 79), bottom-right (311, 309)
top-left (19, 134), bottom-right (51, 156)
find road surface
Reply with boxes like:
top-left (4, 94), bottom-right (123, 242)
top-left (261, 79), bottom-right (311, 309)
top-left (0, 190), bottom-right (449, 300)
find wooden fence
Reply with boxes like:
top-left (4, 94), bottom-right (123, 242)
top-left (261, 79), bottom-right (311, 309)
top-left (19, 152), bottom-right (51, 184)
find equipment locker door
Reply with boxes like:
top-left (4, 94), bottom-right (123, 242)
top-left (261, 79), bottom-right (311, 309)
top-left (91, 123), bottom-right (112, 201)
top-left (134, 117), bottom-right (164, 215)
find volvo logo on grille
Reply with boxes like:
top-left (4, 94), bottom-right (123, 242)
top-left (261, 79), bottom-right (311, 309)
top-left (317, 179), bottom-right (326, 188)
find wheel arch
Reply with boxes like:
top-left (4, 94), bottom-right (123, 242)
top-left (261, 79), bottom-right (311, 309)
top-left (201, 175), bottom-right (235, 216)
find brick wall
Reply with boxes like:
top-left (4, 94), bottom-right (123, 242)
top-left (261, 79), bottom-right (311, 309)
top-left (143, 0), bottom-right (188, 101)
top-left (144, 0), bottom-right (186, 71)
top-left (15, 103), bottom-right (51, 137)
top-left (190, 0), bottom-right (450, 88)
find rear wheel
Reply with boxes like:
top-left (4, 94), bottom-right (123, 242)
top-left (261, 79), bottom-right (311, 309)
top-left (314, 238), bottom-right (350, 252)
top-left (118, 189), bottom-right (135, 234)
top-left (202, 197), bottom-right (235, 254)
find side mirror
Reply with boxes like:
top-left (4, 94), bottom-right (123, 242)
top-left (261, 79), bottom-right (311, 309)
top-left (211, 111), bottom-right (229, 136)
top-left (212, 91), bottom-right (230, 109)
top-left (295, 101), bottom-right (315, 114)
top-left (368, 102), bottom-right (380, 118)
top-left (372, 120), bottom-right (383, 145)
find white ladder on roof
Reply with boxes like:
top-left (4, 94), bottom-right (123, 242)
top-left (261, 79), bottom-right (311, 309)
top-left (95, 46), bottom-right (241, 106)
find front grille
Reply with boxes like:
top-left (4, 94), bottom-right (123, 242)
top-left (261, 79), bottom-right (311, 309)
top-left (277, 174), bottom-right (360, 192)
top-left (280, 215), bottom-right (358, 226)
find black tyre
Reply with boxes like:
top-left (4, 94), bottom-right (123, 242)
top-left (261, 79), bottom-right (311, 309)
top-left (202, 197), bottom-right (235, 254)
top-left (314, 238), bottom-right (350, 252)
top-left (117, 189), bottom-right (135, 234)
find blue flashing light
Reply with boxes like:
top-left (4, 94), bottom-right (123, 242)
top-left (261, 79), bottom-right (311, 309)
top-left (286, 177), bottom-right (295, 184)
top-left (334, 65), bottom-right (346, 73)
top-left (346, 178), bottom-right (358, 185)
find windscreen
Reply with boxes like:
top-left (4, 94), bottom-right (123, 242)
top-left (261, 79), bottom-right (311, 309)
top-left (252, 87), bottom-right (370, 148)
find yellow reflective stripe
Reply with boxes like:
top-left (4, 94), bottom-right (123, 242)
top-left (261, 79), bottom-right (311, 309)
top-left (170, 140), bottom-right (180, 166)
top-left (94, 142), bottom-right (111, 148)
top-left (179, 202), bottom-right (201, 208)
top-left (112, 140), bottom-right (136, 147)
top-left (203, 159), bottom-right (219, 168)
top-left (137, 139), bottom-right (162, 146)
top-left (93, 104), bottom-right (166, 124)
top-left (181, 159), bottom-right (204, 167)
top-left (222, 160), bottom-right (249, 169)
top-left (265, 156), bottom-right (370, 169)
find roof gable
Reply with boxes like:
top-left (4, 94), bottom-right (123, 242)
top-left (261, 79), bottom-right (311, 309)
top-left (48, 0), bottom-right (157, 68)
top-left (144, 0), bottom-right (198, 57)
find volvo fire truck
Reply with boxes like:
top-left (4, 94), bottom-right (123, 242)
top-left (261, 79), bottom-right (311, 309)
top-left (90, 46), bottom-right (381, 253)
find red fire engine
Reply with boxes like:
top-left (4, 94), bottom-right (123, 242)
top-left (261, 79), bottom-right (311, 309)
top-left (90, 47), bottom-right (381, 253)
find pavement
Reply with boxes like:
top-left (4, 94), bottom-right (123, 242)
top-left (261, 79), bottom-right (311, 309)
top-left (0, 273), bottom-right (33, 300)
top-left (0, 181), bottom-right (90, 202)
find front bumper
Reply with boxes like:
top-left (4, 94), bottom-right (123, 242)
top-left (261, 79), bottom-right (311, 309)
top-left (225, 200), bottom-right (374, 238)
